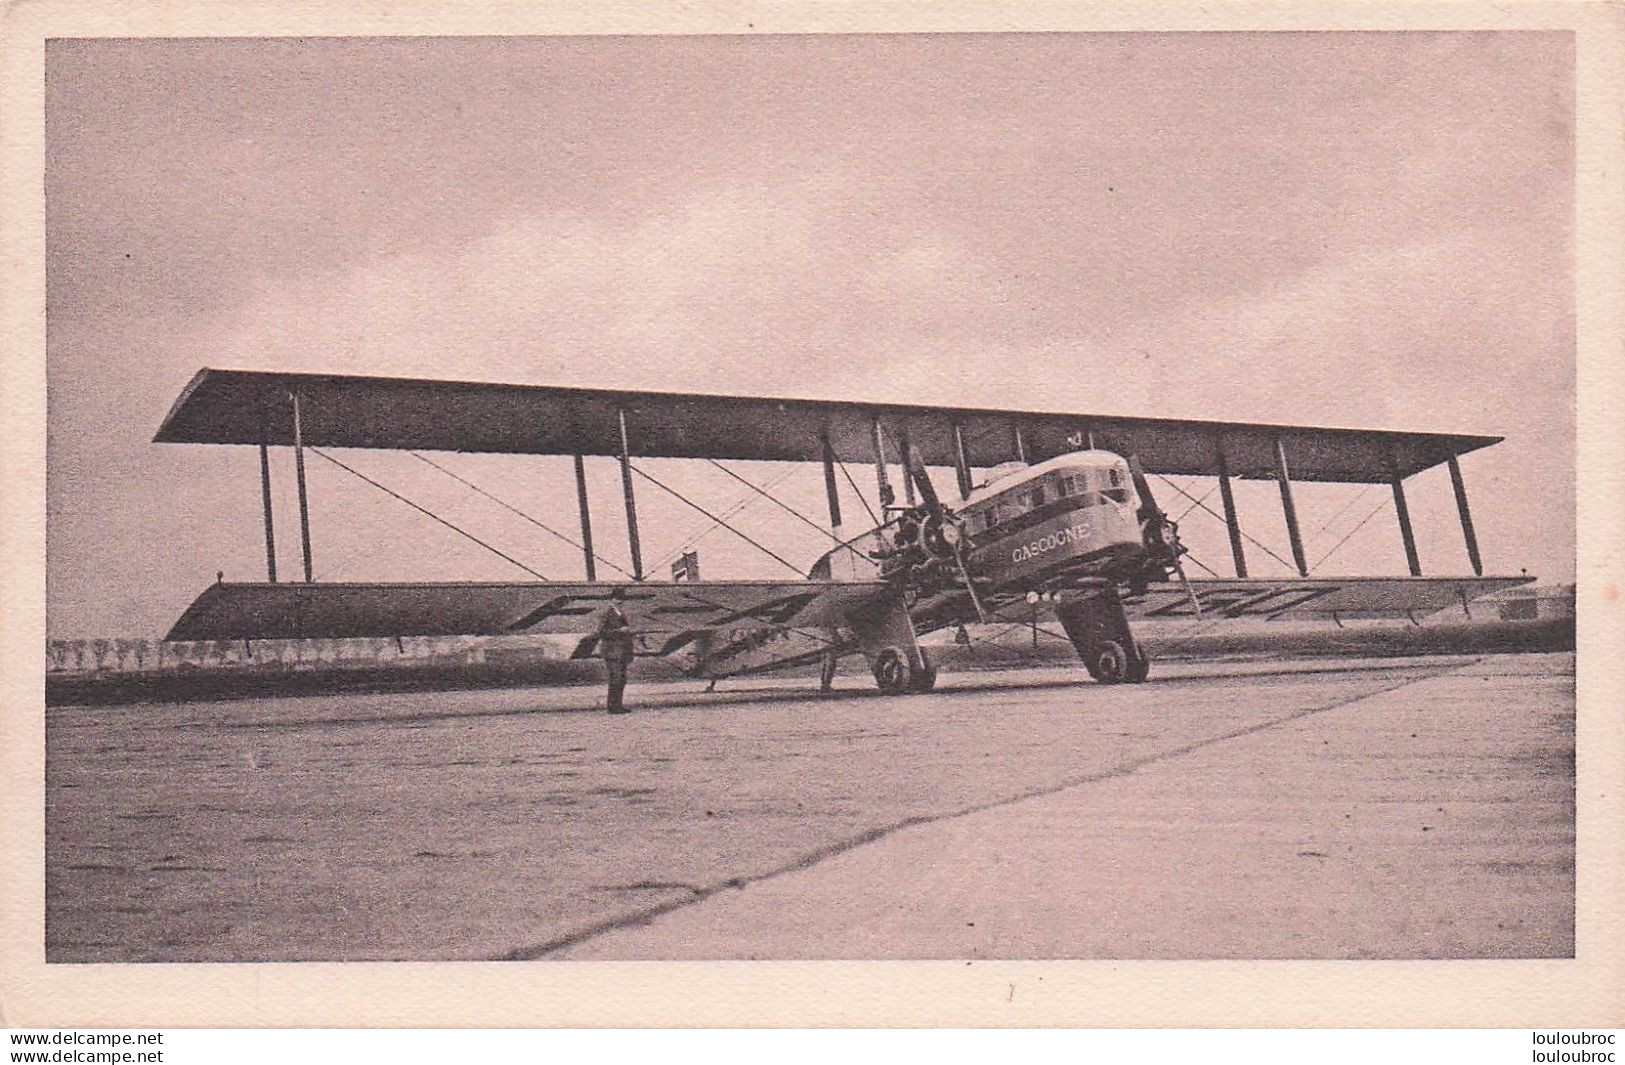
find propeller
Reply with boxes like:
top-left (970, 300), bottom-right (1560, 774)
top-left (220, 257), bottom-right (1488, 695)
top-left (1126, 454), bottom-right (1201, 616)
top-left (902, 441), bottom-right (989, 623)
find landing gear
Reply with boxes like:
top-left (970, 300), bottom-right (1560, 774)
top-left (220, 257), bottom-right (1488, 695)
top-left (1057, 584), bottom-right (1152, 685)
top-left (908, 651), bottom-right (937, 693)
top-left (870, 646), bottom-right (937, 695)
top-left (1084, 638), bottom-right (1130, 684)
top-left (1083, 640), bottom-right (1151, 684)
top-left (819, 649), bottom-right (838, 694)
top-left (871, 646), bottom-right (913, 694)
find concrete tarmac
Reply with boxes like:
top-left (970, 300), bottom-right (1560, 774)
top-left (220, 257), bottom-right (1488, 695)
top-left (45, 653), bottom-right (1573, 962)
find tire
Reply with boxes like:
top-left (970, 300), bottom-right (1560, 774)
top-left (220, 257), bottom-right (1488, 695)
top-left (1127, 645), bottom-right (1151, 683)
top-left (907, 653), bottom-right (937, 694)
top-left (1088, 639), bottom-right (1132, 684)
top-left (871, 646), bottom-right (913, 695)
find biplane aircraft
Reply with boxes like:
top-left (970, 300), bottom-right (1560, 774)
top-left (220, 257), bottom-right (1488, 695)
top-left (156, 369), bottom-right (1531, 693)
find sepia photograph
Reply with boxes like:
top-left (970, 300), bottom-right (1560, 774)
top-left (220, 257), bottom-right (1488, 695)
top-left (6, 2), bottom-right (1622, 1031)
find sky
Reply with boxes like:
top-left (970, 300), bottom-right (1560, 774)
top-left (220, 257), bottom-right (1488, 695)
top-left (44, 32), bottom-right (1574, 639)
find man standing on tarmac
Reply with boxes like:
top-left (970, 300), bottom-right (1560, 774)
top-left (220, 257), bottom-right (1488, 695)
top-left (596, 588), bottom-right (635, 715)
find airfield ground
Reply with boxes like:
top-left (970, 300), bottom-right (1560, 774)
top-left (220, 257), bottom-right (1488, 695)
top-left (45, 652), bottom-right (1573, 962)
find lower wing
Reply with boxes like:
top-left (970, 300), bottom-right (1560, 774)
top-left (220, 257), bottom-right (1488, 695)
top-left (165, 579), bottom-right (890, 648)
top-left (1121, 576), bottom-right (1534, 621)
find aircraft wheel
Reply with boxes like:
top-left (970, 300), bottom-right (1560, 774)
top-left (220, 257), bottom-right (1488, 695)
top-left (872, 647), bottom-right (913, 695)
top-left (1088, 639), bottom-right (1132, 685)
top-left (908, 654), bottom-right (937, 694)
top-left (1127, 646), bottom-right (1151, 683)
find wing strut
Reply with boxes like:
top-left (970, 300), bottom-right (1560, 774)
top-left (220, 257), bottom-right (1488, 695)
top-left (952, 422), bottom-right (972, 500)
top-left (291, 388), bottom-right (315, 583)
top-left (898, 428), bottom-right (916, 506)
top-left (616, 408), bottom-right (644, 581)
top-left (1447, 455), bottom-right (1484, 576)
top-left (870, 416), bottom-right (895, 509)
top-left (573, 454), bottom-right (596, 580)
top-left (819, 433), bottom-right (843, 532)
top-left (1273, 436), bottom-right (1310, 577)
top-left (256, 404), bottom-right (278, 583)
top-left (1388, 449), bottom-right (1423, 577)
top-left (1215, 437), bottom-right (1247, 578)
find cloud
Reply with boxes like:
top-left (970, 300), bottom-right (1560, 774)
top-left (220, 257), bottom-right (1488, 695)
top-left (211, 167), bottom-right (1006, 398)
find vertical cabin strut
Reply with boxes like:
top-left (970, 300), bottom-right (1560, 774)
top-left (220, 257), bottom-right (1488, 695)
top-left (289, 389), bottom-right (314, 583)
top-left (1215, 438), bottom-right (1248, 579)
top-left (257, 406), bottom-right (278, 584)
top-left (1273, 436), bottom-right (1309, 577)
top-left (952, 422), bottom-right (972, 500)
top-left (899, 428), bottom-right (916, 506)
top-left (1012, 424), bottom-right (1028, 464)
top-left (820, 432), bottom-right (843, 530)
top-left (616, 408), bottom-right (644, 581)
top-left (1389, 450), bottom-right (1422, 577)
top-left (573, 454), bottom-right (596, 581)
top-left (870, 416), bottom-right (894, 509)
top-left (1447, 454), bottom-right (1483, 576)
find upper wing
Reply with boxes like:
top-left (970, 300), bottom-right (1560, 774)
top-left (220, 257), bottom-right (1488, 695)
top-left (154, 367), bottom-right (1499, 482)
top-left (1118, 576), bottom-right (1535, 621)
top-left (166, 579), bottom-right (889, 643)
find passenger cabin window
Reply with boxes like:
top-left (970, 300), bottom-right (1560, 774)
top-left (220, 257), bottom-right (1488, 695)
top-left (1103, 466), bottom-right (1131, 504)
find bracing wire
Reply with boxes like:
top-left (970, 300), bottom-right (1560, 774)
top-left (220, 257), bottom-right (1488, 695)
top-left (408, 452), bottom-right (634, 579)
top-left (1182, 551), bottom-right (1222, 579)
top-left (1311, 496), bottom-right (1393, 573)
top-left (1154, 473), bottom-right (1299, 574)
top-left (1305, 482), bottom-right (1378, 546)
top-left (1174, 481), bottom-right (1218, 523)
top-left (836, 452), bottom-right (882, 529)
top-left (651, 463), bottom-right (800, 573)
top-left (629, 462), bottom-right (805, 576)
top-left (308, 448), bottom-right (549, 580)
top-left (707, 460), bottom-right (847, 544)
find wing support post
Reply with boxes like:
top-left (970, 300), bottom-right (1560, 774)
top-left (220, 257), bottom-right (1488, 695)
top-left (952, 422), bottom-right (972, 500)
top-left (1012, 423), bottom-right (1028, 464)
top-left (1388, 450), bottom-right (1423, 577)
top-left (870, 416), bottom-right (895, 509)
top-left (616, 408), bottom-right (644, 581)
top-left (1273, 436), bottom-right (1310, 577)
top-left (898, 428), bottom-right (916, 506)
top-left (290, 388), bottom-right (314, 583)
top-left (573, 454), bottom-right (596, 581)
top-left (1447, 454), bottom-right (1484, 576)
top-left (819, 432), bottom-right (843, 532)
top-left (1215, 436), bottom-right (1248, 578)
top-left (256, 405), bottom-right (278, 583)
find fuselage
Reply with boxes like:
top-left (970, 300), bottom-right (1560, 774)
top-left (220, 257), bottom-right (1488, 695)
top-left (700, 450), bottom-right (1147, 680)
top-left (811, 449), bottom-right (1146, 590)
